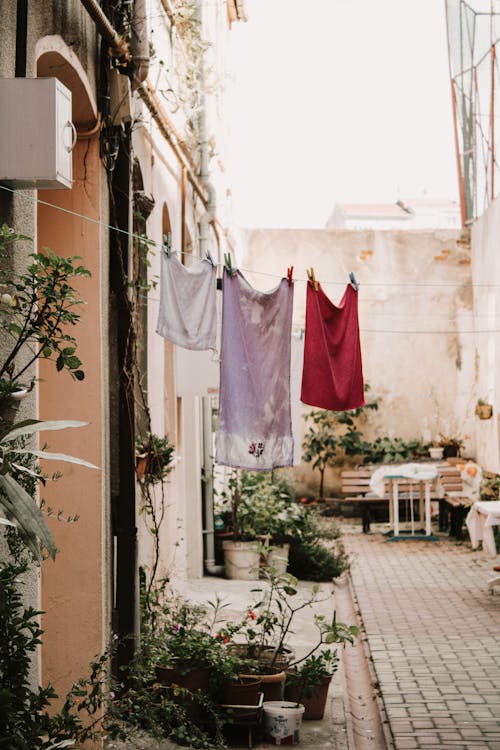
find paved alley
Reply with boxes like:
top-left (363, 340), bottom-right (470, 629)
top-left (344, 527), bottom-right (500, 749)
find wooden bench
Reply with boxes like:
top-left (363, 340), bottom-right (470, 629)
top-left (339, 468), bottom-right (438, 534)
top-left (339, 468), bottom-right (385, 533)
top-left (436, 463), bottom-right (471, 539)
top-left (437, 461), bottom-right (495, 540)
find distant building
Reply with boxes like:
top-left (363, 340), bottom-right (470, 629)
top-left (326, 199), bottom-right (461, 230)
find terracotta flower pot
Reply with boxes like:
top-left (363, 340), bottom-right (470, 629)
top-left (476, 403), bottom-right (493, 420)
top-left (239, 668), bottom-right (286, 702)
top-left (285, 675), bottom-right (332, 720)
top-left (155, 664), bottom-right (210, 691)
top-left (221, 675), bottom-right (262, 706)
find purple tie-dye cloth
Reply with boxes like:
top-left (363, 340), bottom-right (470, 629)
top-left (215, 269), bottom-right (294, 470)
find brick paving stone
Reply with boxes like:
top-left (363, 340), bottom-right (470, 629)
top-left (344, 526), bottom-right (500, 750)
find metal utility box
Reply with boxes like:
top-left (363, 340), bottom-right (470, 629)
top-left (0, 77), bottom-right (74, 189)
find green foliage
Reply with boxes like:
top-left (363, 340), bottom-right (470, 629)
top-left (215, 470), bottom-right (348, 581)
top-left (286, 648), bottom-right (339, 700)
top-left (215, 469), bottom-right (314, 543)
top-left (0, 224), bottom-right (91, 394)
top-left (288, 539), bottom-right (349, 582)
top-left (302, 389), bottom-right (379, 497)
top-left (0, 554), bottom-right (119, 749)
top-left (480, 473), bottom-right (500, 501)
top-left (135, 432), bottom-right (175, 484)
top-left (0, 419), bottom-right (97, 561)
top-left (360, 436), bottom-right (430, 465)
top-left (236, 563), bottom-right (358, 673)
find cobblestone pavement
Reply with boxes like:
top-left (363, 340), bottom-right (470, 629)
top-left (343, 525), bottom-right (500, 750)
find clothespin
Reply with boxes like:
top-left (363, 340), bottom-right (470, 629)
top-left (224, 252), bottom-right (236, 277)
top-left (287, 266), bottom-right (294, 287)
top-left (163, 232), bottom-right (172, 257)
top-left (205, 250), bottom-right (215, 266)
top-left (349, 272), bottom-right (359, 291)
top-left (307, 267), bottom-right (318, 291)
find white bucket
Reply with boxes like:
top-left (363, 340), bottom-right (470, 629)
top-left (222, 540), bottom-right (260, 580)
top-left (263, 701), bottom-right (305, 745)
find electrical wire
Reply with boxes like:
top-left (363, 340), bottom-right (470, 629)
top-left (0, 182), bottom-right (495, 292)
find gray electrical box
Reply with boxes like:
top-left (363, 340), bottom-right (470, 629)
top-left (0, 77), bottom-right (74, 189)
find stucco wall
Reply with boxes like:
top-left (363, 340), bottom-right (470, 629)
top-left (471, 197), bottom-right (500, 474)
top-left (239, 228), bottom-right (476, 496)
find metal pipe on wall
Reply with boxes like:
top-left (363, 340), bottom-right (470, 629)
top-left (130, 0), bottom-right (150, 87)
top-left (79, 0), bottom-right (129, 58)
top-left (202, 396), bottom-right (224, 576)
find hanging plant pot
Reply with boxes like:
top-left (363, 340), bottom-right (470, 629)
top-left (135, 452), bottom-right (148, 481)
top-left (475, 403), bottom-right (493, 420)
top-left (0, 387), bottom-right (29, 425)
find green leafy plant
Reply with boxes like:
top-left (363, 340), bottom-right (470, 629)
top-left (135, 432), bottom-right (175, 484)
top-left (480, 473), bottom-right (500, 501)
top-left (360, 436), bottom-right (430, 465)
top-left (233, 564), bottom-right (358, 672)
top-left (285, 648), bottom-right (339, 701)
top-left (302, 389), bottom-right (379, 498)
top-left (0, 224), bottom-right (90, 404)
top-left (0, 551), bottom-right (124, 750)
top-left (0, 419), bottom-right (97, 561)
top-left (288, 538), bottom-right (349, 582)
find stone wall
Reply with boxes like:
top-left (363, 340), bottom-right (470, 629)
top-left (239, 227), bottom-right (475, 496)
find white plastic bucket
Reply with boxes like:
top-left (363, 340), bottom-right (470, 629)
top-left (222, 540), bottom-right (260, 580)
top-left (263, 701), bottom-right (305, 745)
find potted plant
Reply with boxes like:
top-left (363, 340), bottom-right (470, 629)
top-left (217, 470), bottom-right (262, 580)
top-left (135, 432), bottom-right (176, 483)
top-left (284, 649), bottom-right (339, 719)
top-left (428, 440), bottom-right (444, 460)
top-left (438, 434), bottom-right (464, 459)
top-left (475, 399), bottom-right (493, 420)
top-left (229, 562), bottom-right (359, 702)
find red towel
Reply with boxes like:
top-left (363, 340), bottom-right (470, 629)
top-left (301, 282), bottom-right (365, 411)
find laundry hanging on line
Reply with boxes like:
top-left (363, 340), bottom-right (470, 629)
top-left (156, 250), bottom-right (217, 351)
top-left (301, 280), bottom-right (365, 411)
top-left (215, 268), bottom-right (294, 471)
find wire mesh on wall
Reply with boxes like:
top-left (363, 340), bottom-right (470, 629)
top-left (446, 0), bottom-right (500, 224)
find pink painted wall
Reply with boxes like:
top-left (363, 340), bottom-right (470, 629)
top-left (38, 136), bottom-right (106, 703)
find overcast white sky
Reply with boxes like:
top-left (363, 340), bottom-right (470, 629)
top-left (226, 0), bottom-right (459, 228)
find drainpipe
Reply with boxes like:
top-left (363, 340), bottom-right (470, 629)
top-left (79, 0), bottom-right (129, 59)
top-left (130, 0), bottom-right (149, 88)
top-left (197, 2), bottom-right (217, 260)
top-left (197, 2), bottom-right (222, 575)
top-left (15, 0), bottom-right (28, 77)
top-left (202, 396), bottom-right (224, 576)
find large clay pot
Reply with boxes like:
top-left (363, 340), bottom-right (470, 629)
top-left (285, 675), bottom-right (332, 720)
top-left (155, 664), bottom-right (210, 691)
top-left (239, 668), bottom-right (286, 702)
top-left (221, 675), bottom-right (262, 706)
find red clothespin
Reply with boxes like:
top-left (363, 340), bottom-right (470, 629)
top-left (307, 267), bottom-right (318, 291)
top-left (287, 266), bottom-right (294, 286)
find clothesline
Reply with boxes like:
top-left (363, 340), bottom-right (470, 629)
top-left (0, 182), bottom-right (495, 289)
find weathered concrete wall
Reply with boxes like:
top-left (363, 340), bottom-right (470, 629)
top-left (239, 228), bottom-right (476, 496)
top-left (471, 197), bottom-right (500, 474)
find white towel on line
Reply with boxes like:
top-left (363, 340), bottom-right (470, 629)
top-left (156, 251), bottom-right (217, 351)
